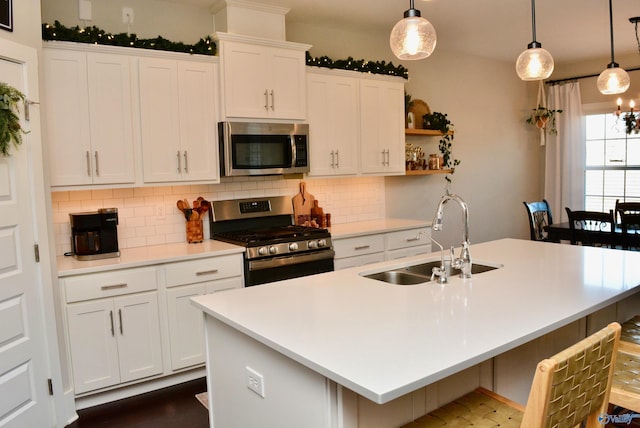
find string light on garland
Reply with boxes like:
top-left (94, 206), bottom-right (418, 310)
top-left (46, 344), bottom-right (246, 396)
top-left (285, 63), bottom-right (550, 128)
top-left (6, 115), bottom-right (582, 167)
top-left (42, 21), bottom-right (216, 56)
top-left (306, 52), bottom-right (409, 79)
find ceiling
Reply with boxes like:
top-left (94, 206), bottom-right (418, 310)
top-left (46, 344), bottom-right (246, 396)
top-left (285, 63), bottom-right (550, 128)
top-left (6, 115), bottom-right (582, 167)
top-left (166, 0), bottom-right (640, 66)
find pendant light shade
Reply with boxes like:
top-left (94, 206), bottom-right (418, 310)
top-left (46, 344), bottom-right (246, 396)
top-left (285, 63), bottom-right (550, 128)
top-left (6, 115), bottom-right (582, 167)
top-left (390, 0), bottom-right (437, 61)
top-left (597, 0), bottom-right (630, 94)
top-left (515, 0), bottom-right (554, 80)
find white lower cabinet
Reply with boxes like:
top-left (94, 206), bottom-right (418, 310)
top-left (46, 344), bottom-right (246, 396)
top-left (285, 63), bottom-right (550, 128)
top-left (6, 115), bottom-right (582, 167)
top-left (333, 226), bottom-right (432, 270)
top-left (63, 267), bottom-right (162, 395)
top-left (164, 255), bottom-right (243, 371)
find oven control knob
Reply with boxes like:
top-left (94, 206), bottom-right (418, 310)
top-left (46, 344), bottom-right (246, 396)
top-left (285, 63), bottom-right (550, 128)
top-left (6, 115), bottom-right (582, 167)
top-left (317, 239), bottom-right (327, 247)
top-left (269, 246), bottom-right (278, 255)
top-left (308, 240), bottom-right (318, 249)
top-left (289, 242), bottom-right (299, 251)
top-left (258, 247), bottom-right (268, 256)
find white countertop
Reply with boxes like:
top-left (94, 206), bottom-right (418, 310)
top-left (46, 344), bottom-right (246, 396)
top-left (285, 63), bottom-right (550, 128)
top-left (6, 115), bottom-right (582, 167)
top-left (57, 240), bottom-right (245, 277)
top-left (191, 239), bottom-right (640, 404)
top-left (329, 218), bottom-right (431, 239)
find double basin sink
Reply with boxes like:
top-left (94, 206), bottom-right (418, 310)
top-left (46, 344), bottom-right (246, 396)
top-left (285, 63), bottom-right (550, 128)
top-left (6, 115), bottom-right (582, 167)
top-left (360, 260), bottom-right (501, 285)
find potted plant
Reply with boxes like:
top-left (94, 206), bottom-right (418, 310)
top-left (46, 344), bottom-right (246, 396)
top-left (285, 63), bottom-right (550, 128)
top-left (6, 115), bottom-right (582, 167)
top-left (622, 111), bottom-right (639, 134)
top-left (0, 82), bottom-right (28, 156)
top-left (423, 111), bottom-right (460, 182)
top-left (526, 105), bottom-right (563, 135)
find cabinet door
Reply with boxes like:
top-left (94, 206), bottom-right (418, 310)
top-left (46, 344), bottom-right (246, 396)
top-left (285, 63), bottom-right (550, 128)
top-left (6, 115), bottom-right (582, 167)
top-left (220, 41), bottom-right (269, 118)
top-left (43, 49), bottom-right (92, 186)
top-left (67, 299), bottom-right (120, 394)
top-left (359, 79), bottom-right (405, 174)
top-left (139, 57), bottom-right (181, 183)
top-left (177, 61), bottom-right (220, 182)
top-left (86, 53), bottom-right (135, 184)
top-left (166, 283), bottom-right (207, 370)
top-left (115, 292), bottom-right (163, 383)
top-left (307, 72), bottom-right (359, 176)
top-left (269, 47), bottom-right (306, 120)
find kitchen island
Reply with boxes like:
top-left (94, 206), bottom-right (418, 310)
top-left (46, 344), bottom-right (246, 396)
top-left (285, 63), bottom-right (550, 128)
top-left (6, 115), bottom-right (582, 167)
top-left (191, 239), bottom-right (640, 428)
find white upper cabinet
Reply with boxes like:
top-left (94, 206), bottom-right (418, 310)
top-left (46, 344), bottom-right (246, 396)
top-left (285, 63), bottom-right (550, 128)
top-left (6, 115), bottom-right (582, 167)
top-left (138, 57), bottom-right (219, 183)
top-left (359, 78), bottom-right (405, 175)
top-left (306, 70), bottom-right (359, 177)
top-left (43, 47), bottom-right (136, 187)
top-left (217, 33), bottom-right (310, 120)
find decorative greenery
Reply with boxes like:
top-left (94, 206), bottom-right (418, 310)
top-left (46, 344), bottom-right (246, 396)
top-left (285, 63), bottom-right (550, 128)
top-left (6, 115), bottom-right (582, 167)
top-left (423, 112), bottom-right (460, 182)
top-left (622, 112), bottom-right (639, 134)
top-left (42, 21), bottom-right (216, 56)
top-left (0, 82), bottom-right (28, 157)
top-left (306, 52), bottom-right (409, 79)
top-left (525, 105), bottom-right (563, 135)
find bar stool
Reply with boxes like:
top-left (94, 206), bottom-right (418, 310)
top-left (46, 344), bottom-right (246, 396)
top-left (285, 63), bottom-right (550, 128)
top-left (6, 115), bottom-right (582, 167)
top-left (610, 316), bottom-right (640, 413)
top-left (400, 323), bottom-right (621, 428)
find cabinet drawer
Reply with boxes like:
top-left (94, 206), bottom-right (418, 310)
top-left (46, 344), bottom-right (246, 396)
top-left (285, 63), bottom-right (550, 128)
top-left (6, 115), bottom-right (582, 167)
top-left (333, 234), bottom-right (384, 259)
top-left (386, 227), bottom-right (431, 251)
top-left (334, 253), bottom-right (385, 270)
top-left (386, 245), bottom-right (432, 261)
top-left (64, 267), bottom-right (157, 303)
top-left (164, 254), bottom-right (243, 288)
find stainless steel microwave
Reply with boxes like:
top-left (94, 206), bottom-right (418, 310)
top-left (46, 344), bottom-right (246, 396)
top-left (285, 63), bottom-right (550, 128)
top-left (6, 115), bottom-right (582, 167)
top-left (219, 122), bottom-right (310, 177)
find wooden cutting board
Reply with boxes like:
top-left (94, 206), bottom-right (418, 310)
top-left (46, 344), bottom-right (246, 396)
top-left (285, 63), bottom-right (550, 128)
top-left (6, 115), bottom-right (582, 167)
top-left (292, 181), bottom-right (315, 218)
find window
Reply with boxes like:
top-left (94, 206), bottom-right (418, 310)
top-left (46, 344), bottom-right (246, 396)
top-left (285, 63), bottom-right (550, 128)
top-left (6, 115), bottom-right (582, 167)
top-left (584, 113), bottom-right (640, 212)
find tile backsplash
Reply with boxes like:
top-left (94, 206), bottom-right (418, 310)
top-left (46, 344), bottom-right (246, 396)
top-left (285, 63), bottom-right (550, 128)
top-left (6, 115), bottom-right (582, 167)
top-left (51, 176), bottom-right (385, 256)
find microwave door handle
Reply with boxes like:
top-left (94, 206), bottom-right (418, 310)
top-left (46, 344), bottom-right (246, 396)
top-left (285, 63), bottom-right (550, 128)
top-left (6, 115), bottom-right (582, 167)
top-left (290, 135), bottom-right (296, 168)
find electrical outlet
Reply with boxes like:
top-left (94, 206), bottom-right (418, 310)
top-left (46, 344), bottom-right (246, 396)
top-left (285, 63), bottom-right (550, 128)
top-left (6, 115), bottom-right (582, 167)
top-left (122, 7), bottom-right (134, 24)
top-left (155, 204), bottom-right (165, 221)
top-left (78, 0), bottom-right (92, 21)
top-left (245, 366), bottom-right (265, 398)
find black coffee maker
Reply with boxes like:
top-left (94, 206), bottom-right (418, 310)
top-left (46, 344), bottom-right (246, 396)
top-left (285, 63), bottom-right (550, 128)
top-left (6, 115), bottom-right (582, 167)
top-left (69, 208), bottom-right (120, 260)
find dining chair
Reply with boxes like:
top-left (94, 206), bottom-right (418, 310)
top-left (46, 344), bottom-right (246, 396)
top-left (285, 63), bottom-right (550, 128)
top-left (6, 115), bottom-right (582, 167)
top-left (615, 200), bottom-right (640, 250)
top-left (609, 316), bottom-right (640, 413)
top-left (523, 200), bottom-right (553, 241)
top-left (565, 207), bottom-right (616, 247)
top-left (400, 322), bottom-right (621, 428)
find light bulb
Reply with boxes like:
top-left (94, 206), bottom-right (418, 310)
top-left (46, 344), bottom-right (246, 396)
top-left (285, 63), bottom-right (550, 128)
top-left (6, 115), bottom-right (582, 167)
top-left (390, 16), bottom-right (436, 60)
top-left (597, 66), bottom-right (630, 95)
top-left (515, 47), bottom-right (554, 80)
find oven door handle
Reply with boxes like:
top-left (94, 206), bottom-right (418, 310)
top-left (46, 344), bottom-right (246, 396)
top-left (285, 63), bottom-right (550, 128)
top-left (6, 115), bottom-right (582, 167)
top-left (248, 250), bottom-right (335, 271)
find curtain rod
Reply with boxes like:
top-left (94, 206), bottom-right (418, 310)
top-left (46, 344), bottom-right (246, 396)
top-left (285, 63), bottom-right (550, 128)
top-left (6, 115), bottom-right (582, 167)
top-left (546, 66), bottom-right (640, 85)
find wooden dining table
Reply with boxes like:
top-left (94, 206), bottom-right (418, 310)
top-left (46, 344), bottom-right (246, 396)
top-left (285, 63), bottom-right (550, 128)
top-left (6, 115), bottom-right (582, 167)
top-left (544, 222), bottom-right (640, 248)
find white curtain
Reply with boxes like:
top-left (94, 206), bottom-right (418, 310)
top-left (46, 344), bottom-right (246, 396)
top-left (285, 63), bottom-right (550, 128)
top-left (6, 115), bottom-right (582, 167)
top-left (545, 81), bottom-right (585, 223)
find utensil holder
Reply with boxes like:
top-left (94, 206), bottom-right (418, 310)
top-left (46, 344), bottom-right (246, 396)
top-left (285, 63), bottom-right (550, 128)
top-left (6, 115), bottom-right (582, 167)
top-left (186, 219), bottom-right (203, 243)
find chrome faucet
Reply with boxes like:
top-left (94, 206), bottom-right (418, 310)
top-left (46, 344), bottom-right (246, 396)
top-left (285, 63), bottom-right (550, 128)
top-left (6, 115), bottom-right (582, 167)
top-left (432, 192), bottom-right (472, 278)
top-left (416, 231), bottom-right (447, 284)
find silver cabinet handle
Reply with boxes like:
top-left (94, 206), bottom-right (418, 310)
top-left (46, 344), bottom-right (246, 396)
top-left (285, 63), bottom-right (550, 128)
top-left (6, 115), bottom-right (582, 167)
top-left (270, 90), bottom-right (275, 111)
top-left (264, 90), bottom-right (269, 111)
top-left (86, 151), bottom-right (91, 177)
top-left (354, 245), bottom-right (370, 251)
top-left (101, 283), bottom-right (128, 290)
top-left (196, 269), bottom-right (219, 276)
top-left (118, 309), bottom-right (123, 335)
top-left (177, 150), bottom-right (181, 173)
top-left (183, 151), bottom-right (188, 173)
top-left (109, 310), bottom-right (115, 336)
top-left (406, 237), bottom-right (420, 242)
top-left (94, 151), bottom-right (99, 176)
top-left (330, 150), bottom-right (335, 168)
top-left (335, 150), bottom-right (340, 168)
top-left (381, 149), bottom-right (386, 166)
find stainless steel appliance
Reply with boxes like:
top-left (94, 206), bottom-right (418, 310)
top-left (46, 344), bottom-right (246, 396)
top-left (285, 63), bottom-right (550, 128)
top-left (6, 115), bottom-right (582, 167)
top-left (69, 208), bottom-right (120, 260)
top-left (209, 196), bottom-right (334, 286)
top-left (218, 122), bottom-right (310, 177)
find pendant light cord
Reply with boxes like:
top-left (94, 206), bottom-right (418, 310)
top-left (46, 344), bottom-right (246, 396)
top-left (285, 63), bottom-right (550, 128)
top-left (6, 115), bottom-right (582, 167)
top-left (530, 0), bottom-right (537, 42)
top-left (608, 0), bottom-right (616, 64)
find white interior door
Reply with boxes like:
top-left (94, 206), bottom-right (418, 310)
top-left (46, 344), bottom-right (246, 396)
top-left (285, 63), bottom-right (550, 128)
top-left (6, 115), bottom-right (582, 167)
top-left (0, 40), bottom-right (54, 426)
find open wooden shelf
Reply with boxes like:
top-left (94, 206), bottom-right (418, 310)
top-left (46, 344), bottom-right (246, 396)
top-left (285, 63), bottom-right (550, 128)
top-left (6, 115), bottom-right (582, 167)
top-left (405, 129), bottom-right (453, 136)
top-left (405, 169), bottom-right (453, 176)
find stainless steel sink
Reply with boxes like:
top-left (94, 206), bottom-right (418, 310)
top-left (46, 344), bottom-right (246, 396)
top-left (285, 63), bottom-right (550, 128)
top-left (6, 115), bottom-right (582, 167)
top-left (361, 261), bottom-right (500, 285)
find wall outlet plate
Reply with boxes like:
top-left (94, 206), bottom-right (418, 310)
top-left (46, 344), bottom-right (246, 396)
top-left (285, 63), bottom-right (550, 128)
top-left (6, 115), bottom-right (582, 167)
top-left (245, 366), bottom-right (265, 398)
top-left (122, 7), bottom-right (134, 24)
top-left (78, 0), bottom-right (92, 21)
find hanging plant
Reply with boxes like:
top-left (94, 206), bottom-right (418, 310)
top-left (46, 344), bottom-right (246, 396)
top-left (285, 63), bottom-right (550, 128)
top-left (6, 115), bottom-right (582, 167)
top-left (622, 111), bottom-right (640, 134)
top-left (423, 111), bottom-right (460, 182)
top-left (525, 105), bottom-right (563, 135)
top-left (0, 82), bottom-right (28, 157)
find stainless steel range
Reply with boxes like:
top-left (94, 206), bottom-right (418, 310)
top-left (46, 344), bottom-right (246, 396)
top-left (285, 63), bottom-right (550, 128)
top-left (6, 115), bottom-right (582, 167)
top-left (209, 196), bottom-right (334, 286)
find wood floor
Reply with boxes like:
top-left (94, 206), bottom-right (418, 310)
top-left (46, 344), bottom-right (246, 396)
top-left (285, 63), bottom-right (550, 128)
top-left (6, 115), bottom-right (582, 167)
top-left (67, 378), bottom-right (209, 428)
top-left (65, 377), bottom-right (639, 427)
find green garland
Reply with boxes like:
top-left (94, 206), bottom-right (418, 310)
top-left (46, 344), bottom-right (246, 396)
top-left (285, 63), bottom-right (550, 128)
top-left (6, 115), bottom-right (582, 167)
top-left (42, 21), bottom-right (216, 56)
top-left (0, 82), bottom-right (28, 157)
top-left (306, 52), bottom-right (409, 79)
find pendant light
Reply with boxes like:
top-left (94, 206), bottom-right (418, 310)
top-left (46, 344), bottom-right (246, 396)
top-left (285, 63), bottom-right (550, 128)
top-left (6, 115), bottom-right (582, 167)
top-left (389, 0), bottom-right (437, 61)
top-left (515, 0), bottom-right (554, 80)
top-left (597, 0), bottom-right (630, 95)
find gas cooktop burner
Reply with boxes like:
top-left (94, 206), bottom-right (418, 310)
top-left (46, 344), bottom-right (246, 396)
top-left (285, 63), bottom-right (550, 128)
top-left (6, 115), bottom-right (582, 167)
top-left (214, 225), bottom-right (330, 246)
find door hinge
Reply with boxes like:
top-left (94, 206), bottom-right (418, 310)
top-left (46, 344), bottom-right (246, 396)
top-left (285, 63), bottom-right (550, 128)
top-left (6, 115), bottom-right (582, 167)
top-left (47, 378), bottom-right (53, 395)
top-left (34, 243), bottom-right (40, 263)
